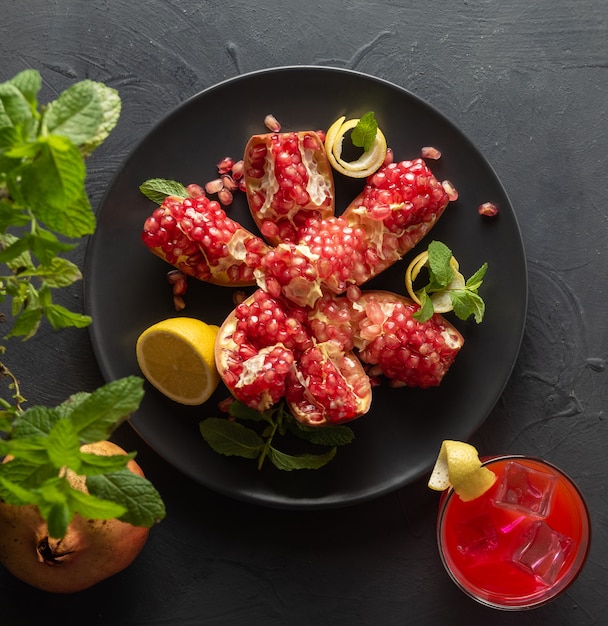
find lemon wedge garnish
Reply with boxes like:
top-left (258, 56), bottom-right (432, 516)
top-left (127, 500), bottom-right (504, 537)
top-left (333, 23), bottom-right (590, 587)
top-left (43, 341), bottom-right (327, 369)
top-left (136, 317), bottom-right (220, 405)
top-left (324, 115), bottom-right (387, 178)
top-left (405, 251), bottom-right (465, 314)
top-left (428, 440), bottom-right (497, 502)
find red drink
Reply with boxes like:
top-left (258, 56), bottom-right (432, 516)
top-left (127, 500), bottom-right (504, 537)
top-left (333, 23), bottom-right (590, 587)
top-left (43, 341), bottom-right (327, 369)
top-left (437, 455), bottom-right (591, 610)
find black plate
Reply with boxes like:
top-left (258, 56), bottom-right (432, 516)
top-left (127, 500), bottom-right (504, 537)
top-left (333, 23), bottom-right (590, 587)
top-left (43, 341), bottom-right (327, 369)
top-left (84, 66), bottom-right (527, 509)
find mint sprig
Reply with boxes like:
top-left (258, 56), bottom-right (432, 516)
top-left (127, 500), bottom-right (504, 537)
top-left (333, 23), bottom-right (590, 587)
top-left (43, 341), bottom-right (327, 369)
top-left (351, 111), bottom-right (378, 152)
top-left (0, 376), bottom-right (166, 539)
top-left (0, 69), bottom-right (121, 340)
top-left (413, 240), bottom-right (488, 323)
top-left (199, 400), bottom-right (355, 471)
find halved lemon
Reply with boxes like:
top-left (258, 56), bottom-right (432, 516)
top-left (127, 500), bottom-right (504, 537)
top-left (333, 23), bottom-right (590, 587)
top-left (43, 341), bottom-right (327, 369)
top-left (324, 116), bottom-right (387, 178)
top-left (428, 440), bottom-right (497, 502)
top-left (136, 317), bottom-right (220, 405)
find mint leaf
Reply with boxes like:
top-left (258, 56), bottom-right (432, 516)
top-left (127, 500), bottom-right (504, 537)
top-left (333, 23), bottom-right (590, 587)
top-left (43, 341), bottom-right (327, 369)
top-left (199, 417), bottom-right (264, 459)
top-left (37, 190), bottom-right (96, 239)
top-left (413, 289), bottom-right (435, 322)
top-left (465, 262), bottom-right (488, 292)
top-left (0, 476), bottom-right (40, 506)
top-left (66, 376), bottom-right (145, 443)
top-left (288, 421), bottom-right (355, 446)
top-left (427, 240), bottom-right (454, 289)
top-left (86, 469), bottom-right (166, 527)
top-left (6, 307), bottom-right (43, 339)
top-left (20, 136), bottom-right (89, 233)
top-left (44, 303), bottom-right (92, 331)
top-left (21, 256), bottom-right (82, 288)
top-left (11, 404), bottom-right (62, 438)
top-left (267, 446), bottom-right (337, 471)
top-left (228, 400), bottom-right (274, 424)
top-left (1, 437), bottom-right (49, 464)
top-left (78, 451), bottom-right (134, 475)
top-left (46, 418), bottom-right (81, 471)
top-left (8, 69), bottom-right (42, 114)
top-left (68, 486), bottom-right (126, 520)
top-left (0, 458), bottom-right (58, 492)
top-left (43, 500), bottom-right (72, 540)
top-left (451, 289), bottom-right (486, 323)
top-left (80, 82), bottom-right (121, 157)
top-left (351, 111), bottom-right (378, 152)
top-left (140, 178), bottom-right (188, 204)
top-left (0, 82), bottom-right (34, 131)
top-left (28, 228), bottom-right (75, 265)
top-left (43, 80), bottom-right (104, 147)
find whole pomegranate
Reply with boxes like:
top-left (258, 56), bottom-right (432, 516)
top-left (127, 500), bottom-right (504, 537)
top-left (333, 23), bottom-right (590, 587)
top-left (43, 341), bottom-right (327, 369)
top-left (0, 441), bottom-right (150, 593)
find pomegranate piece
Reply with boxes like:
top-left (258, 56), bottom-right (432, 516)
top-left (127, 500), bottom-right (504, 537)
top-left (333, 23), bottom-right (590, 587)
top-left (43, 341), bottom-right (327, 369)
top-left (243, 131), bottom-right (335, 244)
top-left (215, 290), bottom-right (372, 426)
top-left (350, 290), bottom-right (464, 388)
top-left (141, 194), bottom-right (269, 286)
top-left (342, 158), bottom-right (451, 282)
top-left (286, 341), bottom-right (372, 426)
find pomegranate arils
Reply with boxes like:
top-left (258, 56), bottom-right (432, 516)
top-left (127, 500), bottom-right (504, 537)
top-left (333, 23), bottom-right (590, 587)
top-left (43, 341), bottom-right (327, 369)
top-left (353, 292), bottom-right (464, 388)
top-left (244, 130), bottom-right (335, 245)
top-left (229, 344), bottom-right (295, 411)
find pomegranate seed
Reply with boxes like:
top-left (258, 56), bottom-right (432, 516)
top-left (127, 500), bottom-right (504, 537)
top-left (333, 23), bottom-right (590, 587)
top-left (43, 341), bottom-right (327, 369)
top-left (166, 269), bottom-right (183, 284)
top-left (218, 396), bottom-right (233, 412)
top-left (421, 146), bottom-right (442, 160)
top-left (217, 157), bottom-right (234, 174)
top-left (221, 175), bottom-right (239, 192)
top-left (478, 201), bottom-right (499, 216)
top-left (205, 178), bottom-right (224, 195)
top-left (218, 189), bottom-right (234, 206)
top-left (231, 160), bottom-right (244, 180)
top-left (264, 114), bottom-right (281, 132)
top-left (441, 179), bottom-right (459, 201)
top-left (186, 183), bottom-right (205, 198)
top-left (173, 295), bottom-right (186, 311)
top-left (233, 290), bottom-right (247, 305)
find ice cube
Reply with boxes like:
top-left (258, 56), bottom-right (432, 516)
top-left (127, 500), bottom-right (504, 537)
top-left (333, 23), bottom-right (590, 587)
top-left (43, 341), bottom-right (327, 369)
top-left (512, 520), bottom-right (574, 586)
top-left (494, 461), bottom-right (557, 518)
top-left (455, 514), bottom-right (499, 557)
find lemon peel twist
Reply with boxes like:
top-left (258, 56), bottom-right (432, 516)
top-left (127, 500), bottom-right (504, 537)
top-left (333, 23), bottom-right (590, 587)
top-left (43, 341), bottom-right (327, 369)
top-left (428, 440), bottom-right (497, 502)
top-left (324, 115), bottom-right (387, 178)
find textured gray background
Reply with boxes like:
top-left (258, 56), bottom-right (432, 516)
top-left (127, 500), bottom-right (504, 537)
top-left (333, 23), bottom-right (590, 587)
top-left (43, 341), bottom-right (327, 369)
top-left (1, 1), bottom-right (607, 623)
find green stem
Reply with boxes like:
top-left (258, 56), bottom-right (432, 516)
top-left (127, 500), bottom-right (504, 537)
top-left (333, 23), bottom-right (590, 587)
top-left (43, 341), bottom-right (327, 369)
top-left (257, 418), bottom-right (278, 471)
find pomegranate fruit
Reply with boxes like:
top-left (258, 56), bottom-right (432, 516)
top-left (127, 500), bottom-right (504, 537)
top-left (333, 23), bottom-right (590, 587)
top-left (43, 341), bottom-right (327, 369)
top-left (350, 290), bottom-right (464, 388)
top-left (142, 193), bottom-right (269, 286)
top-left (243, 131), bottom-right (335, 244)
top-left (0, 441), bottom-right (150, 593)
top-left (215, 289), bottom-right (372, 426)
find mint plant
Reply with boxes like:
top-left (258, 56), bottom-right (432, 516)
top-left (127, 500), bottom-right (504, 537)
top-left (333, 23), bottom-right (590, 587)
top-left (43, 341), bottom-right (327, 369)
top-left (0, 69), bottom-right (165, 537)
